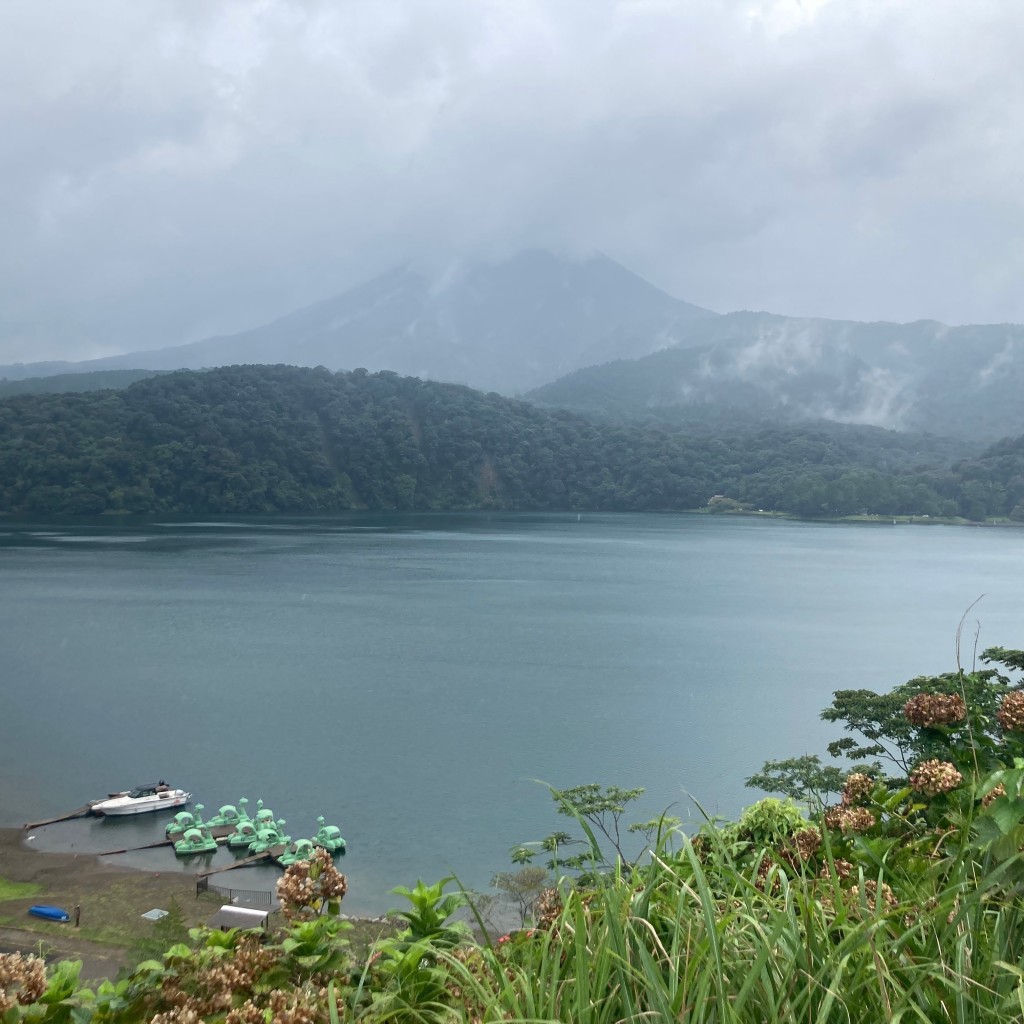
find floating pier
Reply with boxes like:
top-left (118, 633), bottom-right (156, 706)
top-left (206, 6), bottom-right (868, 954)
top-left (197, 851), bottom-right (273, 876)
top-left (98, 837), bottom-right (177, 856)
top-left (23, 804), bottom-right (97, 830)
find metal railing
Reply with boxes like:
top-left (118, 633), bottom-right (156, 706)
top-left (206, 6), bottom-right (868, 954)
top-left (196, 876), bottom-right (275, 906)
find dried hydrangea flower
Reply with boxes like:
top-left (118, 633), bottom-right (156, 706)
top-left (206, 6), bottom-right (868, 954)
top-left (903, 693), bottom-right (967, 727)
top-left (849, 880), bottom-right (898, 913)
top-left (998, 692), bottom-right (1024, 732)
top-left (841, 772), bottom-right (874, 806)
top-left (534, 887), bottom-right (563, 930)
top-left (791, 826), bottom-right (822, 860)
top-left (0, 953), bottom-right (47, 1014)
top-left (276, 847), bottom-right (347, 920)
top-left (981, 782), bottom-right (1007, 808)
top-left (819, 858), bottom-right (853, 881)
top-left (909, 759), bottom-right (962, 797)
top-left (823, 805), bottom-right (876, 833)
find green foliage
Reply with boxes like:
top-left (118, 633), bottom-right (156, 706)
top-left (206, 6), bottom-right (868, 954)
top-left (1, 362), bottom-right (1018, 519)
top-left (751, 646), bottom-right (1024, 806)
top-left (490, 867), bottom-right (550, 926)
top-left (719, 797), bottom-right (808, 849)
top-left (552, 783), bottom-right (645, 863)
top-left (745, 754), bottom-right (846, 807)
top-left (511, 784), bottom-right (654, 883)
top-left (388, 877), bottom-right (469, 948)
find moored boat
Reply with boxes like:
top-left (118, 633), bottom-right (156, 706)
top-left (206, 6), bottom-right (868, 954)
top-left (278, 837), bottom-right (314, 866)
top-left (248, 819), bottom-right (290, 857)
top-left (228, 799), bottom-right (271, 848)
top-left (207, 803), bottom-right (241, 827)
top-left (226, 819), bottom-right (260, 849)
top-left (174, 822), bottom-right (218, 856)
top-left (92, 782), bottom-right (190, 816)
top-left (312, 815), bottom-right (346, 854)
top-left (165, 810), bottom-right (196, 837)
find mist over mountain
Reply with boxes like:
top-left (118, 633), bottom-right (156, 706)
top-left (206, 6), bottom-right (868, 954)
top-left (528, 312), bottom-right (1024, 443)
top-left (0, 251), bottom-right (714, 394)
top-left (5, 251), bottom-right (1021, 445)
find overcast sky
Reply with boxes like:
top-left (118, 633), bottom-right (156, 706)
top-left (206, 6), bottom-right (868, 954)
top-left (2, 0), bottom-right (1023, 364)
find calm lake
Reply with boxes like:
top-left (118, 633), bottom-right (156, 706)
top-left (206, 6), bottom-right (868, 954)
top-left (1, 513), bottom-right (1021, 914)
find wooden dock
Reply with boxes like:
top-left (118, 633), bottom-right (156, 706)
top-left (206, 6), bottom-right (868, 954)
top-left (23, 804), bottom-right (96, 830)
top-left (99, 837), bottom-right (176, 856)
top-left (197, 851), bottom-right (273, 876)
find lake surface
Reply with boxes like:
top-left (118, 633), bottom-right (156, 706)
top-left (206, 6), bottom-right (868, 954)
top-left (1, 513), bottom-right (1021, 914)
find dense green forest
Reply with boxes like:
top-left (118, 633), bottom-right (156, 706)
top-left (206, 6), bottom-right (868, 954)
top-left (0, 363), bottom-right (1021, 519)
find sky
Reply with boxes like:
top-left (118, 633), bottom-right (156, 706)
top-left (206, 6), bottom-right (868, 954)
top-left (2, 0), bottom-right (1023, 364)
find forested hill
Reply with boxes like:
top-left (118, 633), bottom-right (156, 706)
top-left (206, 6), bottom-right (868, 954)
top-left (0, 364), bottom-right (1018, 518)
top-left (0, 368), bottom-right (163, 398)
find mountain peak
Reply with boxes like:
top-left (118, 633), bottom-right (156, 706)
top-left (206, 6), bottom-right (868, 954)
top-left (0, 250), bottom-right (716, 393)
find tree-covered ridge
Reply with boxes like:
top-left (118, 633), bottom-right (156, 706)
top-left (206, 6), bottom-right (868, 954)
top-left (0, 369), bottom-right (164, 398)
top-left (0, 362), bottom-right (1020, 518)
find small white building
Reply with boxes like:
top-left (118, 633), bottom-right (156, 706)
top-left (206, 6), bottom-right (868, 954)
top-left (208, 905), bottom-right (270, 931)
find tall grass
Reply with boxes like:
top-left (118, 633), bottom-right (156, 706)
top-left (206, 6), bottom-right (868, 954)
top-left (440, 826), bottom-right (1024, 1023)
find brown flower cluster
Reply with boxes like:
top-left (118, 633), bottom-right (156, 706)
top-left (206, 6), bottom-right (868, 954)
top-left (909, 759), bottom-right (962, 797)
top-left (150, 1009), bottom-right (203, 1024)
top-left (276, 848), bottom-right (348, 920)
top-left (755, 856), bottom-right (782, 893)
top-left (998, 692), bottom-right (1024, 732)
top-left (903, 692), bottom-right (967, 728)
top-left (849, 880), bottom-right (898, 914)
top-left (154, 934), bottom-right (283, 1021)
top-left (823, 806), bottom-right (876, 833)
top-left (982, 783), bottom-right (1007, 808)
top-left (820, 858), bottom-right (853, 881)
top-left (534, 887), bottom-right (563, 931)
top-left (0, 953), bottom-right (46, 1014)
top-left (841, 773), bottom-right (874, 806)
top-left (790, 826), bottom-right (822, 860)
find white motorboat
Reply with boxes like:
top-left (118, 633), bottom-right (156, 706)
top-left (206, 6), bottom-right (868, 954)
top-left (91, 782), bottom-right (191, 816)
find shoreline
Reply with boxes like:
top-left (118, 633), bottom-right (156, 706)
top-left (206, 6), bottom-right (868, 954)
top-left (0, 829), bottom-right (399, 980)
top-left (0, 826), bottom-right (221, 977)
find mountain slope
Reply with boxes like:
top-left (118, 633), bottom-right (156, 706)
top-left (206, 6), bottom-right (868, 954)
top-left (0, 251), bottom-right (715, 394)
top-left (528, 311), bottom-right (1024, 442)
top-left (0, 364), bottom-right (998, 518)
top-left (0, 368), bottom-right (163, 397)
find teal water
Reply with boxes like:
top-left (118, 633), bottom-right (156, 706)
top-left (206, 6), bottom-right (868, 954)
top-left (1, 513), bottom-right (1021, 913)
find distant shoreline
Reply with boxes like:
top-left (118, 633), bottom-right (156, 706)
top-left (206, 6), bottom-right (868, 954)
top-left (698, 507), bottom-right (1024, 528)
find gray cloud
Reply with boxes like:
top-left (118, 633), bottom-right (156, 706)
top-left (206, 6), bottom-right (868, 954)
top-left (2, 0), bottom-right (1024, 363)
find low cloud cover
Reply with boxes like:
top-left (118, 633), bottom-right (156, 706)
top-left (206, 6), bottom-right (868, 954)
top-left (2, 0), bottom-right (1023, 363)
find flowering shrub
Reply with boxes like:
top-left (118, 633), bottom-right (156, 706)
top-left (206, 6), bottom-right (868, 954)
top-left (276, 847), bottom-right (348, 920)
top-left (849, 880), bottom-right (898, 914)
top-left (790, 826), bottom-right (822, 860)
top-left (903, 692), bottom-right (967, 728)
top-left (0, 953), bottom-right (46, 1014)
top-left (997, 691), bottom-right (1024, 731)
top-left (841, 772), bottom-right (874, 806)
top-left (823, 806), bottom-right (876, 833)
top-left (909, 759), bottom-right (963, 797)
